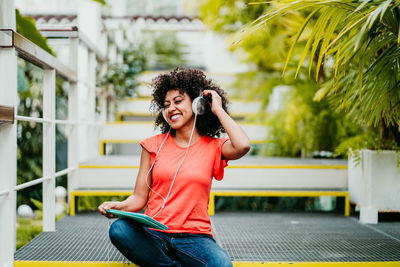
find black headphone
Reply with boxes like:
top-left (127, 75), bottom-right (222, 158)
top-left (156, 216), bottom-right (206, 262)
top-left (162, 92), bottom-right (205, 122)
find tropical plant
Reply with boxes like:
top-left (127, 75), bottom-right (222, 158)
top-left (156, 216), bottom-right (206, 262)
top-left (200, 0), bottom-right (362, 157)
top-left (243, 0), bottom-right (400, 148)
top-left (97, 44), bottom-right (146, 99)
top-left (199, 1), bottom-right (355, 213)
top-left (260, 73), bottom-right (360, 157)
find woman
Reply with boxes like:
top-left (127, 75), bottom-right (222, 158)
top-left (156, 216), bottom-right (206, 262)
top-left (98, 67), bottom-right (250, 267)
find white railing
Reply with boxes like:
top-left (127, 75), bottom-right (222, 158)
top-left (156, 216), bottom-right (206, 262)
top-left (0, 27), bottom-right (105, 267)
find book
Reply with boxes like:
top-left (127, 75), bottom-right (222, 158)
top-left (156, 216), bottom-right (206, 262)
top-left (106, 209), bottom-right (168, 230)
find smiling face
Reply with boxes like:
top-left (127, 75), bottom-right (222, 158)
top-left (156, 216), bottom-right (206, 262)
top-left (163, 89), bottom-right (194, 129)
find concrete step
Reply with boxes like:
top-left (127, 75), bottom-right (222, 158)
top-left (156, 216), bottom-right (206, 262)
top-left (74, 155), bottom-right (348, 192)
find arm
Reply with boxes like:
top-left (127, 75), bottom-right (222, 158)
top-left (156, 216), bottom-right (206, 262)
top-left (98, 148), bottom-right (152, 217)
top-left (203, 90), bottom-right (251, 160)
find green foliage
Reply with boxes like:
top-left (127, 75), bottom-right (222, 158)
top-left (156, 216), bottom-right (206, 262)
top-left (215, 196), bottom-right (342, 212)
top-left (91, 0), bottom-right (106, 5)
top-left (233, 71), bottom-right (282, 107)
top-left (335, 128), bottom-right (400, 166)
top-left (98, 31), bottom-right (186, 101)
top-left (17, 59), bottom-right (69, 208)
top-left (98, 44), bottom-right (146, 99)
top-left (17, 61), bottom-right (44, 207)
top-left (17, 199), bottom-right (67, 249)
top-left (200, 0), bottom-right (267, 33)
top-left (200, 0), bottom-right (362, 157)
top-left (245, 0), bottom-right (400, 145)
top-left (77, 196), bottom-right (126, 211)
top-left (261, 77), bottom-right (361, 157)
top-left (30, 198), bottom-right (43, 219)
top-left (143, 31), bottom-right (187, 70)
top-left (15, 8), bottom-right (69, 207)
top-left (232, 67), bottom-right (361, 157)
top-left (29, 198), bottom-right (66, 220)
top-left (16, 218), bottom-right (42, 249)
top-left (15, 9), bottom-right (54, 55)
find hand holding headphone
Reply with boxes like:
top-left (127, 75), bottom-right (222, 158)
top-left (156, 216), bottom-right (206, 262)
top-left (202, 90), bottom-right (223, 115)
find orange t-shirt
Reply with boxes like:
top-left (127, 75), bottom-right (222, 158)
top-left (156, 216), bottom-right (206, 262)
top-left (140, 133), bottom-right (229, 236)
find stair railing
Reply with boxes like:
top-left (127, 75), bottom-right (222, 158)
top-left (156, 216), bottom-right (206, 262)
top-left (0, 28), bottom-right (105, 267)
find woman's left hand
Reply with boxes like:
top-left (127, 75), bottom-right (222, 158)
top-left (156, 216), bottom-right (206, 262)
top-left (203, 90), bottom-right (224, 115)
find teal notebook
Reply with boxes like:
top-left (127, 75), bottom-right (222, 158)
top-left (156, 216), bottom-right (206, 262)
top-left (106, 209), bottom-right (168, 230)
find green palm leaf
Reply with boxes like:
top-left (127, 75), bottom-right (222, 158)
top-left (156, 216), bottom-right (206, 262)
top-left (242, 0), bottom-right (400, 131)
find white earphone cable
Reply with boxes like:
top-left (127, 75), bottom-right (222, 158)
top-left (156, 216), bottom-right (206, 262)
top-left (107, 219), bottom-right (111, 267)
top-left (144, 128), bottom-right (171, 205)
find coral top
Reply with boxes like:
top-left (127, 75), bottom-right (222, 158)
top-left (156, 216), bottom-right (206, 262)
top-left (140, 133), bottom-right (229, 236)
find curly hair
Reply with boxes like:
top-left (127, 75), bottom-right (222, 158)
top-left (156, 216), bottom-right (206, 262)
top-left (150, 67), bottom-right (229, 137)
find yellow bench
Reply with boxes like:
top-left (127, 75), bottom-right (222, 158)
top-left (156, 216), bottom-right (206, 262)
top-left (70, 189), bottom-right (349, 217)
top-left (208, 190), bottom-right (350, 216)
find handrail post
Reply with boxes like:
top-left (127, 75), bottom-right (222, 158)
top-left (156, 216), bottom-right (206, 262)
top-left (67, 37), bottom-right (79, 214)
top-left (87, 51), bottom-right (97, 157)
top-left (42, 69), bottom-right (56, 231)
top-left (0, 0), bottom-right (17, 265)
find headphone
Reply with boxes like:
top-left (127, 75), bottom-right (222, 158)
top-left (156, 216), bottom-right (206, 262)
top-left (162, 91), bottom-right (206, 122)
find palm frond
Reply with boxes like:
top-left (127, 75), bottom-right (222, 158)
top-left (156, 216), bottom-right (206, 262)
top-left (245, 0), bottom-right (400, 127)
top-left (283, 8), bottom-right (320, 77)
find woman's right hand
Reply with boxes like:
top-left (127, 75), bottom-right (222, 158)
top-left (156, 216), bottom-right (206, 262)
top-left (98, 201), bottom-right (124, 218)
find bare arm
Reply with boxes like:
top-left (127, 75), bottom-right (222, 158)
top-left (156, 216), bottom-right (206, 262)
top-left (98, 148), bottom-right (152, 217)
top-left (203, 90), bottom-right (251, 160)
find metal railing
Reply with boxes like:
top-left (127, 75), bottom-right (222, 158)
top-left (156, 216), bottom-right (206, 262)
top-left (39, 27), bottom-right (106, 62)
top-left (0, 28), bottom-right (105, 266)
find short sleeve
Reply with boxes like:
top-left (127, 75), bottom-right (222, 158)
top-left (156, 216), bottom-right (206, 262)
top-left (140, 135), bottom-right (158, 154)
top-left (140, 134), bottom-right (165, 165)
top-left (213, 138), bottom-right (229, 181)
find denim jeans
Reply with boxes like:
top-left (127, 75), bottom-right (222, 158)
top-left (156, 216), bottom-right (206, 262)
top-left (109, 218), bottom-right (233, 267)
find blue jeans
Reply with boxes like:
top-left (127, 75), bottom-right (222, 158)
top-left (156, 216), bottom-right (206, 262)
top-left (109, 219), bottom-right (233, 267)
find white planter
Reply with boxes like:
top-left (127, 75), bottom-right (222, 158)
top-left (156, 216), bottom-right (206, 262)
top-left (348, 149), bottom-right (400, 223)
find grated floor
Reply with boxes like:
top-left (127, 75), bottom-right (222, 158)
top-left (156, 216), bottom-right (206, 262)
top-left (211, 212), bottom-right (400, 262)
top-left (15, 212), bottom-right (400, 262)
top-left (15, 212), bottom-right (127, 262)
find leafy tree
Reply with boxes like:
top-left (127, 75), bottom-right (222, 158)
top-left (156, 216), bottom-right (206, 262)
top-left (199, 0), bottom-right (361, 157)
top-left (245, 0), bottom-right (400, 151)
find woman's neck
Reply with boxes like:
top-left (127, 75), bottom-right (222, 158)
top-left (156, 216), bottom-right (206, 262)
top-left (174, 121), bottom-right (201, 146)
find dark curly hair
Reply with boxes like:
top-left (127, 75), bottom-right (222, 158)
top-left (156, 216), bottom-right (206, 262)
top-left (150, 67), bottom-right (229, 137)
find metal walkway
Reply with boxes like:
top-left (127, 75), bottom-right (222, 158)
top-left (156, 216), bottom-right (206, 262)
top-left (15, 212), bottom-right (400, 266)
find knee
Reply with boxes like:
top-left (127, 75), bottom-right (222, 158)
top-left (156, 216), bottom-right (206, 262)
top-left (109, 219), bottom-right (128, 245)
top-left (211, 251), bottom-right (232, 267)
